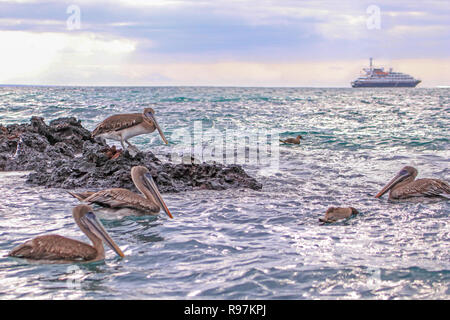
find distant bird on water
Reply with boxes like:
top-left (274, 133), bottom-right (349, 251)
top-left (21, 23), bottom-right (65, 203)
top-left (68, 166), bottom-right (173, 219)
top-left (280, 135), bottom-right (303, 145)
top-left (8, 205), bottom-right (124, 263)
top-left (92, 107), bottom-right (168, 152)
top-left (375, 166), bottom-right (450, 200)
top-left (319, 207), bottom-right (359, 224)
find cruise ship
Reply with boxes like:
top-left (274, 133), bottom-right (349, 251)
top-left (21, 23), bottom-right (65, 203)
top-left (351, 58), bottom-right (421, 88)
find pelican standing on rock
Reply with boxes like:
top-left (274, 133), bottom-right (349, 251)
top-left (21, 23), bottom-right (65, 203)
top-left (375, 166), bottom-right (450, 200)
top-left (280, 135), bottom-right (303, 144)
top-left (8, 205), bottom-right (124, 263)
top-left (92, 107), bottom-right (168, 152)
top-left (69, 166), bottom-right (173, 218)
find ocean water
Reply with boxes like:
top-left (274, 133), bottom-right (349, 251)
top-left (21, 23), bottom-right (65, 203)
top-left (0, 86), bottom-right (448, 299)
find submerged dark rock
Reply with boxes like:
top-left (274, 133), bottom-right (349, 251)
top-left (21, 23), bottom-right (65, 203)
top-left (0, 117), bottom-right (262, 193)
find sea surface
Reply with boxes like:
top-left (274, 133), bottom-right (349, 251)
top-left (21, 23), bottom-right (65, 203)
top-left (0, 86), bottom-right (448, 299)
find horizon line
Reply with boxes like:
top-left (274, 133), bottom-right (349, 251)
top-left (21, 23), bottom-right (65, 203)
top-left (0, 84), bottom-right (444, 89)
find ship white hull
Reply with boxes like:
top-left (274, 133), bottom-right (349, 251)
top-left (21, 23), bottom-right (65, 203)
top-left (351, 80), bottom-right (421, 88)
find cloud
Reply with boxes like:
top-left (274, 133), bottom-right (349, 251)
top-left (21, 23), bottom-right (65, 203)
top-left (0, 31), bottom-right (136, 84)
top-left (388, 25), bottom-right (450, 37)
top-left (0, 0), bottom-right (448, 86)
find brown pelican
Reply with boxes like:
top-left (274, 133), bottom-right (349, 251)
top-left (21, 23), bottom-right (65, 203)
top-left (68, 166), bottom-right (173, 218)
top-left (92, 107), bottom-right (168, 152)
top-left (280, 135), bottom-right (302, 144)
top-left (375, 166), bottom-right (450, 200)
top-left (8, 205), bottom-right (124, 262)
top-left (319, 207), bottom-right (359, 223)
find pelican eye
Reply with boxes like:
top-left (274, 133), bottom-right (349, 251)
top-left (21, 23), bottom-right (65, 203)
top-left (399, 170), bottom-right (408, 176)
top-left (85, 212), bottom-right (96, 219)
top-left (144, 172), bottom-right (155, 181)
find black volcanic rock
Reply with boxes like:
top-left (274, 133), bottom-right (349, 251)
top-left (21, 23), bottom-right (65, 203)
top-left (0, 117), bottom-right (262, 193)
top-left (0, 116), bottom-right (91, 171)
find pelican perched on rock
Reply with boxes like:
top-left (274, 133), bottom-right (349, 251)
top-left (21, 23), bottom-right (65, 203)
top-left (92, 107), bottom-right (168, 152)
top-left (68, 166), bottom-right (173, 218)
top-left (375, 166), bottom-right (450, 200)
top-left (8, 205), bottom-right (124, 263)
top-left (280, 135), bottom-right (302, 145)
top-left (319, 207), bottom-right (359, 224)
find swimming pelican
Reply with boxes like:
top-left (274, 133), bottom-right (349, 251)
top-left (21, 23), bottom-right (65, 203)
top-left (375, 166), bottom-right (450, 200)
top-left (92, 107), bottom-right (168, 152)
top-left (280, 135), bottom-right (302, 144)
top-left (8, 205), bottom-right (124, 262)
top-left (68, 166), bottom-right (173, 218)
top-left (319, 207), bottom-right (359, 223)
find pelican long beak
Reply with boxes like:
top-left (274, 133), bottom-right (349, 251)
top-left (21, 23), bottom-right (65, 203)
top-left (148, 113), bottom-right (169, 145)
top-left (375, 171), bottom-right (409, 198)
top-left (83, 212), bottom-right (125, 258)
top-left (144, 173), bottom-right (173, 219)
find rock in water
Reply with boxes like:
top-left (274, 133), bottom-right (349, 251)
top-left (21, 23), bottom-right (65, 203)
top-left (0, 117), bottom-right (262, 193)
top-left (0, 117), bottom-right (91, 171)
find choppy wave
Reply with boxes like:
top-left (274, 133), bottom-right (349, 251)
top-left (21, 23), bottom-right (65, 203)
top-left (0, 86), bottom-right (449, 299)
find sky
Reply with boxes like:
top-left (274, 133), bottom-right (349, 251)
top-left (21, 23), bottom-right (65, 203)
top-left (0, 0), bottom-right (449, 87)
